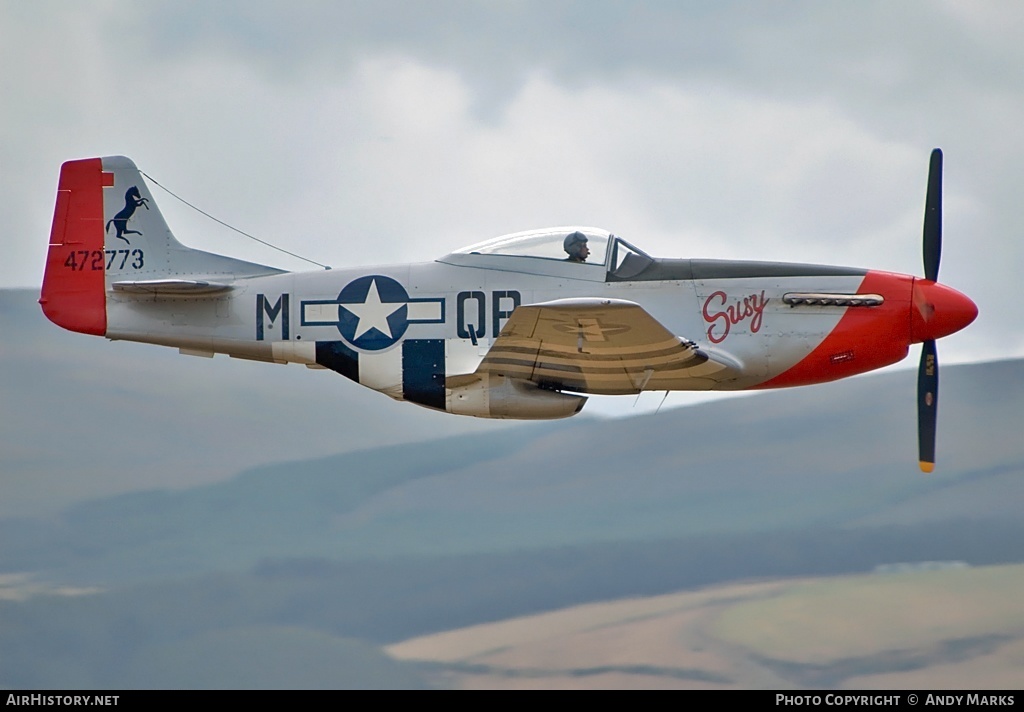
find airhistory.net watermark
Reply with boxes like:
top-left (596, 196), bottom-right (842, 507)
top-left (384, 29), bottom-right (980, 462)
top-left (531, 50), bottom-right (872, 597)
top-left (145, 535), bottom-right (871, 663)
top-left (6, 696), bottom-right (118, 707)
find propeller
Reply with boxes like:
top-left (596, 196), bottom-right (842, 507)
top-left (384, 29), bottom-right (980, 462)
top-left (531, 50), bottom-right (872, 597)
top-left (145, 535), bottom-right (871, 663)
top-left (917, 148), bottom-right (942, 473)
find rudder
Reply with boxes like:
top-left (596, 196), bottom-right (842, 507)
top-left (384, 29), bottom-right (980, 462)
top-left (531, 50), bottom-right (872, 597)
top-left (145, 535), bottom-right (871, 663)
top-left (40, 158), bottom-right (109, 335)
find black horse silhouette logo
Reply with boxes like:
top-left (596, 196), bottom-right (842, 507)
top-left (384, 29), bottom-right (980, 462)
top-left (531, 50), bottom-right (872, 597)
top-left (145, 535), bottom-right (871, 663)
top-left (106, 186), bottom-right (149, 244)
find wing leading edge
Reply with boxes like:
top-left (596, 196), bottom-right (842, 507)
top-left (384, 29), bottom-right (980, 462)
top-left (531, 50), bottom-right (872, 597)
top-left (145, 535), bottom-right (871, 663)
top-left (467, 298), bottom-right (730, 395)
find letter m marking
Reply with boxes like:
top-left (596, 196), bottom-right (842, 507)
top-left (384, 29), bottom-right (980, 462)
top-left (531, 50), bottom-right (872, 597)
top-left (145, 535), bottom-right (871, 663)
top-left (256, 294), bottom-right (290, 341)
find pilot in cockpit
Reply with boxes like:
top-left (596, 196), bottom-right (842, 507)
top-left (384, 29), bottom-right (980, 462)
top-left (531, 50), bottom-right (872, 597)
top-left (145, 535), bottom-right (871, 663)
top-left (564, 231), bottom-right (590, 263)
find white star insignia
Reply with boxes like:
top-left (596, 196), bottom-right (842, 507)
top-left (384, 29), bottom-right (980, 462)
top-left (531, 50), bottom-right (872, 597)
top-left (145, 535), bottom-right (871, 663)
top-left (343, 278), bottom-right (404, 340)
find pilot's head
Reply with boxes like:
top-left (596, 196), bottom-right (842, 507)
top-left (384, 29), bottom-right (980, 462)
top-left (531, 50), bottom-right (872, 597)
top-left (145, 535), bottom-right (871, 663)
top-left (564, 231), bottom-right (590, 262)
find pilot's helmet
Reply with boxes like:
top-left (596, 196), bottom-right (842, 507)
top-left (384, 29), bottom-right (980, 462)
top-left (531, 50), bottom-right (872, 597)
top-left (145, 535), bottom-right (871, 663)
top-left (564, 231), bottom-right (588, 259)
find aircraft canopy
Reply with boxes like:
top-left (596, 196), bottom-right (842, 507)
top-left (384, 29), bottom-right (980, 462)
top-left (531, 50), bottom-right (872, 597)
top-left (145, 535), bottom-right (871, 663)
top-left (452, 227), bottom-right (613, 264)
top-left (441, 227), bottom-right (654, 281)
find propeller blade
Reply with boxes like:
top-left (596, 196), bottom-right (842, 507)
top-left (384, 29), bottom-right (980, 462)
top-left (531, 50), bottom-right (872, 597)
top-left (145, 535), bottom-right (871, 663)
top-left (917, 339), bottom-right (938, 472)
top-left (923, 148), bottom-right (943, 282)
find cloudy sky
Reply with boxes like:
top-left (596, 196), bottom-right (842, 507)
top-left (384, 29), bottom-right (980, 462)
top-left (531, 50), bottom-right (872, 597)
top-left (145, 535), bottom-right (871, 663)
top-left (3, 0), bottom-right (1021, 378)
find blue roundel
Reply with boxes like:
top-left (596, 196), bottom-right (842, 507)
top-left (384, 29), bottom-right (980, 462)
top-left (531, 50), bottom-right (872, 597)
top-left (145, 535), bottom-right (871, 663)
top-left (335, 275), bottom-right (410, 351)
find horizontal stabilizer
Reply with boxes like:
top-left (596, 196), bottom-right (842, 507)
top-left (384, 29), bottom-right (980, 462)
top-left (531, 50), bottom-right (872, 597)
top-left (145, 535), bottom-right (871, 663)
top-left (111, 279), bottom-right (234, 296)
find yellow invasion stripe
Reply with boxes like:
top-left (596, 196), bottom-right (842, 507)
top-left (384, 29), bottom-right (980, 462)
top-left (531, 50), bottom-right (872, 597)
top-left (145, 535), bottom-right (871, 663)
top-left (495, 336), bottom-right (682, 356)
top-left (480, 362), bottom-right (705, 381)
top-left (487, 345), bottom-right (695, 364)
top-left (483, 353), bottom-right (700, 374)
top-left (488, 343), bottom-right (687, 363)
top-left (529, 367), bottom-right (702, 383)
top-left (538, 350), bottom-right (701, 368)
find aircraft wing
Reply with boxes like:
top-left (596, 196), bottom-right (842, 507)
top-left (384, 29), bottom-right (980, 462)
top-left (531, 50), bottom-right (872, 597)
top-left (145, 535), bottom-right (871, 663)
top-left (466, 298), bottom-right (726, 395)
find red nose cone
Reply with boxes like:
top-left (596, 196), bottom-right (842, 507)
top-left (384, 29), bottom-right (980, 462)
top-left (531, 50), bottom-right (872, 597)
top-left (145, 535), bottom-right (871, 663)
top-left (910, 280), bottom-right (978, 343)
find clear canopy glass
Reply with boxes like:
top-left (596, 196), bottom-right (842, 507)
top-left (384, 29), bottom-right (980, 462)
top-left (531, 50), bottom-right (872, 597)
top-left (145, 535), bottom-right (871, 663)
top-left (452, 227), bottom-right (613, 266)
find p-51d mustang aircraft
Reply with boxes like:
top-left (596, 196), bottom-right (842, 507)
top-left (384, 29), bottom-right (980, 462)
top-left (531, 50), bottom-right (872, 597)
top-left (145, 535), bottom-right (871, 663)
top-left (41, 151), bottom-right (976, 471)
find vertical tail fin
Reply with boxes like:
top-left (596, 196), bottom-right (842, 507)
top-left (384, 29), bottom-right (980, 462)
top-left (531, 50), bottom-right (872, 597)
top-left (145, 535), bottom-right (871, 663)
top-left (41, 156), bottom-right (282, 335)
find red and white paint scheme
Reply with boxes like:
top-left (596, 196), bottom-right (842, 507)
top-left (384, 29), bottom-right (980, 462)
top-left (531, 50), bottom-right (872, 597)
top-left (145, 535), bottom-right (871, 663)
top-left (40, 151), bottom-right (975, 471)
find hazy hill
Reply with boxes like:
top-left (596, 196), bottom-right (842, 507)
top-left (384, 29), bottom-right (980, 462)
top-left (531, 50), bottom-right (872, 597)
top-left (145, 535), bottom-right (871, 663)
top-left (386, 564), bottom-right (1024, 689)
top-left (2, 348), bottom-right (1020, 583)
